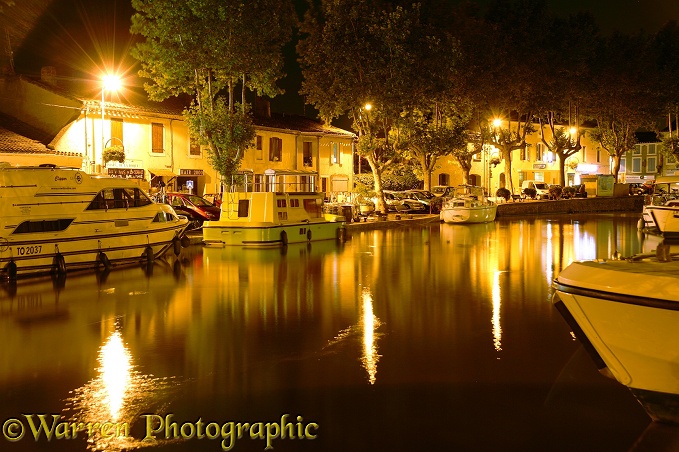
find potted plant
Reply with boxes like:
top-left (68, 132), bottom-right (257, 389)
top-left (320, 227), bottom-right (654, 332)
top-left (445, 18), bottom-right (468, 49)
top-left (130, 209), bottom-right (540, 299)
top-left (102, 145), bottom-right (126, 166)
top-left (548, 184), bottom-right (563, 200)
top-left (496, 187), bottom-right (511, 202)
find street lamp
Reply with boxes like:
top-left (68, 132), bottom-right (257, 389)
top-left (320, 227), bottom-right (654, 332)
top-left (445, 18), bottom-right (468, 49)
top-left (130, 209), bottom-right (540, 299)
top-left (101, 74), bottom-right (121, 172)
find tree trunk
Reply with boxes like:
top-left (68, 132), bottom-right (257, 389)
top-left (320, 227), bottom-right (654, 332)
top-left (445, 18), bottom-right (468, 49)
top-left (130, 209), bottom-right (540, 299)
top-left (367, 155), bottom-right (387, 214)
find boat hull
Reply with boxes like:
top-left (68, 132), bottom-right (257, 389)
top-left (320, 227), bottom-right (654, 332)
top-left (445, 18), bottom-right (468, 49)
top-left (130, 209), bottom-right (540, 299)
top-left (202, 220), bottom-right (344, 247)
top-left (0, 165), bottom-right (189, 279)
top-left (440, 205), bottom-right (497, 224)
top-left (647, 205), bottom-right (679, 239)
top-left (552, 259), bottom-right (679, 423)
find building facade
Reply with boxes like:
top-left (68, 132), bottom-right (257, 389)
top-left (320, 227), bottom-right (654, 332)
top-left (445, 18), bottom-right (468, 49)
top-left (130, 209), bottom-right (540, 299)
top-left (0, 72), bottom-right (355, 198)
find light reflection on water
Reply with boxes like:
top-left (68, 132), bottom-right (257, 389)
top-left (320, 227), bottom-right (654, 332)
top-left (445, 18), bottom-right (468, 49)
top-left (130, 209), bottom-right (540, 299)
top-left (1, 213), bottom-right (675, 451)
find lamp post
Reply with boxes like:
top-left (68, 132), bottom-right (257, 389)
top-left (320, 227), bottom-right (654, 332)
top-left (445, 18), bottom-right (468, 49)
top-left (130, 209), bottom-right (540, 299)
top-left (100, 74), bottom-right (121, 172)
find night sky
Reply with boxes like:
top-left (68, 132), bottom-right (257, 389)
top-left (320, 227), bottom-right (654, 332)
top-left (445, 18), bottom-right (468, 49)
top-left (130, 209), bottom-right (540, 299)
top-left (5, 0), bottom-right (679, 117)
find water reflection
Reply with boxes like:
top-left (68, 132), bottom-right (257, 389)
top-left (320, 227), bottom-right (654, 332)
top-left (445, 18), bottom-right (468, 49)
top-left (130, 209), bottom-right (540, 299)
top-left (360, 288), bottom-right (381, 384)
top-left (3, 215), bottom-right (676, 451)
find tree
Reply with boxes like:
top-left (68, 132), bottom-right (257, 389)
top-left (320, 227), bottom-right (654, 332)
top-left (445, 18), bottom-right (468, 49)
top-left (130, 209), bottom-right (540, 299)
top-left (394, 104), bottom-right (471, 190)
top-left (130, 0), bottom-right (296, 179)
top-left (587, 32), bottom-right (660, 181)
top-left (298, 0), bottom-right (452, 213)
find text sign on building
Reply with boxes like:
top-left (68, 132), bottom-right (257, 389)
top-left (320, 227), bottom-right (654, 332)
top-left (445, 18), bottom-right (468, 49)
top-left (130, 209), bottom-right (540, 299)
top-left (533, 164), bottom-right (546, 169)
top-left (180, 169), bottom-right (204, 176)
top-left (108, 168), bottom-right (145, 179)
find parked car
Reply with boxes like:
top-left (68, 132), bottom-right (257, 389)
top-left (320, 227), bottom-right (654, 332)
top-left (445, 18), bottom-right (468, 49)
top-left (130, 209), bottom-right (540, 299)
top-left (372, 191), bottom-right (408, 213)
top-left (431, 186), bottom-right (454, 197)
top-left (391, 191), bottom-right (428, 212)
top-left (521, 180), bottom-right (550, 199)
top-left (203, 192), bottom-right (223, 207)
top-left (165, 192), bottom-right (221, 228)
top-left (402, 189), bottom-right (441, 213)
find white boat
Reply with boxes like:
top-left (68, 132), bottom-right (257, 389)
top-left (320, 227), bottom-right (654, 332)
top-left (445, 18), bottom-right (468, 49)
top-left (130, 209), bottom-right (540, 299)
top-left (552, 249), bottom-right (679, 424)
top-left (439, 185), bottom-right (497, 224)
top-left (0, 163), bottom-right (189, 280)
top-left (202, 169), bottom-right (345, 247)
top-left (637, 176), bottom-right (679, 234)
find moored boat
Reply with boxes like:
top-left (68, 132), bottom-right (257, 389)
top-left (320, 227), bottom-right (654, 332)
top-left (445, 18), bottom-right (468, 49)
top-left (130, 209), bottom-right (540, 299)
top-left (202, 169), bottom-right (345, 247)
top-left (552, 249), bottom-right (679, 424)
top-left (0, 163), bottom-right (189, 280)
top-left (637, 176), bottom-right (679, 235)
top-left (439, 185), bottom-right (497, 224)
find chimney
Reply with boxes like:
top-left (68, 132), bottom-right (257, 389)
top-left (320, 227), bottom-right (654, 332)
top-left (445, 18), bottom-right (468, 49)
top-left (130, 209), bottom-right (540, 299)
top-left (41, 66), bottom-right (57, 86)
top-left (254, 96), bottom-right (271, 119)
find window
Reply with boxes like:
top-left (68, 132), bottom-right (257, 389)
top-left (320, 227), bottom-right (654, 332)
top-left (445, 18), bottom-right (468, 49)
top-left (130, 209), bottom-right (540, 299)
top-left (269, 137), bottom-right (282, 162)
top-left (648, 156), bottom-right (657, 172)
top-left (87, 188), bottom-right (152, 210)
top-left (303, 142), bottom-right (313, 167)
top-left (238, 200), bottom-right (249, 217)
top-left (620, 157), bottom-right (626, 173)
top-left (110, 118), bottom-right (123, 147)
top-left (152, 123), bottom-right (164, 153)
top-left (438, 174), bottom-right (450, 186)
top-left (256, 135), bottom-right (263, 160)
top-left (189, 138), bottom-right (201, 156)
top-left (13, 218), bottom-right (74, 234)
top-left (596, 147), bottom-right (601, 163)
top-left (535, 143), bottom-right (543, 161)
top-left (520, 147), bottom-right (528, 161)
top-left (632, 157), bottom-right (642, 172)
top-left (331, 142), bottom-right (340, 164)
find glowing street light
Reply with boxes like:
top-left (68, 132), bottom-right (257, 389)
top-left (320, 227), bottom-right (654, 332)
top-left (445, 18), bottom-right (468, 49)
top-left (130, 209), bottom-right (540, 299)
top-left (492, 118), bottom-right (502, 128)
top-left (101, 74), bottom-right (121, 171)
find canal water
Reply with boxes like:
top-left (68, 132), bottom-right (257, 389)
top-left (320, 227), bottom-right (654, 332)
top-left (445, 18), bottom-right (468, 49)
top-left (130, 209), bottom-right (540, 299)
top-left (1, 213), bottom-right (676, 452)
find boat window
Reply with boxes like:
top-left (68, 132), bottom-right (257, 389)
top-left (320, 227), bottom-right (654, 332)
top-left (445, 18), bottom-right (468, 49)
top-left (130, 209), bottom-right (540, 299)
top-left (152, 212), bottom-right (176, 222)
top-left (277, 199), bottom-right (287, 208)
top-left (13, 218), bottom-right (74, 234)
top-left (238, 199), bottom-right (249, 218)
top-left (290, 199), bottom-right (300, 207)
top-left (87, 188), bottom-right (152, 210)
top-left (303, 198), bottom-right (322, 218)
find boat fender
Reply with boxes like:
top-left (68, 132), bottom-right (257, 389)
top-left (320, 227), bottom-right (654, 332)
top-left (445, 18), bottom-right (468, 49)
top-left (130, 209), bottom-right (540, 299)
top-left (173, 237), bottom-right (182, 256)
top-left (144, 245), bottom-right (154, 265)
top-left (97, 251), bottom-right (111, 270)
top-left (180, 235), bottom-right (191, 248)
top-left (52, 254), bottom-right (66, 276)
top-left (307, 230), bottom-right (312, 242)
top-left (280, 230), bottom-right (288, 245)
top-left (6, 260), bottom-right (17, 281)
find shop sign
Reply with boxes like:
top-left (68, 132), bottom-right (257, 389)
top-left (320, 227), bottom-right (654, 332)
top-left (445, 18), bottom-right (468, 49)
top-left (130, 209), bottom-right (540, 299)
top-left (108, 168), bottom-right (145, 179)
top-left (180, 169), bottom-right (204, 176)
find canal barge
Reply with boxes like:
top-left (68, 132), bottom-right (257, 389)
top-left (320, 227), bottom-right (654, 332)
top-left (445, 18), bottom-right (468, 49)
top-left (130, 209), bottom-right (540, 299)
top-left (202, 169), bottom-right (345, 247)
top-left (0, 163), bottom-right (189, 280)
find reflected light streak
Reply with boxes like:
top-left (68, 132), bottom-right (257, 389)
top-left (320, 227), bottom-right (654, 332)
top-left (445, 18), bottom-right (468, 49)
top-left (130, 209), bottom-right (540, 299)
top-left (491, 271), bottom-right (502, 352)
top-left (99, 331), bottom-right (131, 421)
top-left (361, 288), bottom-right (381, 384)
top-left (64, 329), bottom-right (179, 450)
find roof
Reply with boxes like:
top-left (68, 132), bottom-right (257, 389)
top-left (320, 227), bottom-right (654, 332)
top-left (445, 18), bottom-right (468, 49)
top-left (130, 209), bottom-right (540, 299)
top-left (20, 75), bottom-right (356, 137)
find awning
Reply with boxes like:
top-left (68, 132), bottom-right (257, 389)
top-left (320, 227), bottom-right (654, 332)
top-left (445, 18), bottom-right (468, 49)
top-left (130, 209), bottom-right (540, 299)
top-left (149, 168), bottom-right (177, 178)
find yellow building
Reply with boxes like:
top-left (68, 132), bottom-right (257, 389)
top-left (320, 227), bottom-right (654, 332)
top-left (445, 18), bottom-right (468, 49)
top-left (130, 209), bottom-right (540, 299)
top-left (0, 71), bottom-right (355, 198)
top-left (433, 120), bottom-right (611, 195)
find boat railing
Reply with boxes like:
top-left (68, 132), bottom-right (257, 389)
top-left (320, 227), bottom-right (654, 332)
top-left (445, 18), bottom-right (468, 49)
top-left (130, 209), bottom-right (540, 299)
top-left (226, 168), bottom-right (320, 194)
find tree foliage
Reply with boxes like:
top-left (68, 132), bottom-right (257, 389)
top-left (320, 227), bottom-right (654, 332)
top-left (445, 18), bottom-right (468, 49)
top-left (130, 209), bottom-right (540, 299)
top-left (130, 0), bottom-right (296, 179)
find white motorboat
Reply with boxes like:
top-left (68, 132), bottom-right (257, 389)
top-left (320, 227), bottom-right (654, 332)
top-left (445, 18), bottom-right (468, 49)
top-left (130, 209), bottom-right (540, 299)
top-left (202, 169), bottom-right (345, 247)
top-left (637, 176), bottom-right (679, 234)
top-left (552, 248), bottom-right (679, 424)
top-left (0, 163), bottom-right (189, 280)
top-left (439, 185), bottom-right (497, 224)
